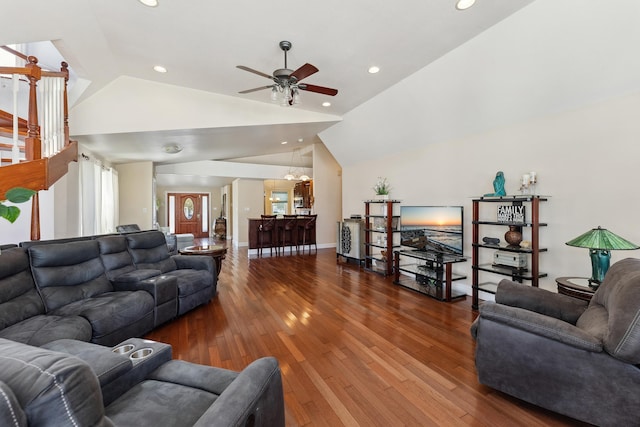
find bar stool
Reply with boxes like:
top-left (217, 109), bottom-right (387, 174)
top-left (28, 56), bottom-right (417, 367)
top-left (279, 215), bottom-right (299, 255)
top-left (297, 214), bottom-right (317, 254)
top-left (258, 215), bottom-right (277, 256)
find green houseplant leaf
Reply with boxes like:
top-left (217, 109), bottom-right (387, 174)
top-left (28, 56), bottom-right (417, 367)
top-left (1, 187), bottom-right (36, 223)
top-left (5, 187), bottom-right (36, 203)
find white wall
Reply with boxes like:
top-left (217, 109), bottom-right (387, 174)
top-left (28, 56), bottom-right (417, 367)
top-left (232, 178), bottom-right (265, 247)
top-left (312, 142), bottom-right (342, 247)
top-left (337, 91), bottom-right (640, 294)
top-left (115, 161), bottom-right (154, 229)
top-left (320, 0), bottom-right (640, 295)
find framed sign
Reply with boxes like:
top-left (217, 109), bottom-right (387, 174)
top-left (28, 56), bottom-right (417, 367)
top-left (497, 205), bottom-right (525, 224)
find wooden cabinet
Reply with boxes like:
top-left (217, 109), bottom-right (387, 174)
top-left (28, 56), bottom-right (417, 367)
top-left (472, 195), bottom-right (548, 309)
top-left (294, 181), bottom-right (313, 209)
top-left (364, 200), bottom-right (400, 276)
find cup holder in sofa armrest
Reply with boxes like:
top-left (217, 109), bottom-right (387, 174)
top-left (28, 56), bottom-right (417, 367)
top-left (112, 344), bottom-right (136, 355)
top-left (129, 348), bottom-right (154, 360)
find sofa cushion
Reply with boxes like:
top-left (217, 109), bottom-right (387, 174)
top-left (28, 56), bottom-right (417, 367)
top-left (28, 240), bottom-right (113, 311)
top-left (164, 269), bottom-right (213, 298)
top-left (126, 231), bottom-right (178, 273)
top-left (0, 315), bottom-right (92, 346)
top-left (0, 247), bottom-right (45, 329)
top-left (0, 380), bottom-right (27, 427)
top-left (97, 235), bottom-right (163, 282)
top-left (51, 291), bottom-right (154, 343)
top-left (106, 380), bottom-right (218, 426)
top-left (0, 338), bottom-right (113, 427)
top-left (587, 257), bottom-right (640, 363)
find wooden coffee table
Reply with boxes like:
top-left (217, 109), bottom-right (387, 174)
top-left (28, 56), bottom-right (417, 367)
top-left (179, 244), bottom-right (227, 276)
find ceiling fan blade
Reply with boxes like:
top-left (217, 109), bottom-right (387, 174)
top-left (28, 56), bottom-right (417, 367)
top-left (290, 63), bottom-right (319, 81)
top-left (236, 65), bottom-right (273, 80)
top-left (300, 84), bottom-right (338, 96)
top-left (239, 85), bottom-right (273, 94)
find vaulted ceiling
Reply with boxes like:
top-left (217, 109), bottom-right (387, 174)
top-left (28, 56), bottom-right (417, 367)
top-left (2, 0), bottom-right (534, 178)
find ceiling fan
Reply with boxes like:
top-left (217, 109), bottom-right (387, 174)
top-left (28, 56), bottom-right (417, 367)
top-left (237, 40), bottom-right (338, 105)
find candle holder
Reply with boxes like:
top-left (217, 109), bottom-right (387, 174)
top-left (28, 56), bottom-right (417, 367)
top-left (529, 172), bottom-right (537, 195)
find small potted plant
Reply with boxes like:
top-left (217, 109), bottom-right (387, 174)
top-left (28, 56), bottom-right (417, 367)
top-left (373, 177), bottom-right (391, 200)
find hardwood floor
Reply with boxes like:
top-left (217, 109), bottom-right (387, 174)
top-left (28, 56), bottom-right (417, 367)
top-left (145, 242), bottom-right (587, 426)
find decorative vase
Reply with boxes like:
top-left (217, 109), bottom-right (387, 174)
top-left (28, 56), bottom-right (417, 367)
top-left (504, 225), bottom-right (522, 247)
top-left (375, 194), bottom-right (389, 201)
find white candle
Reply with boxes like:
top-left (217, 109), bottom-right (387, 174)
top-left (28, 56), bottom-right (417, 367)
top-left (522, 174), bottom-right (530, 185)
top-left (529, 172), bottom-right (537, 183)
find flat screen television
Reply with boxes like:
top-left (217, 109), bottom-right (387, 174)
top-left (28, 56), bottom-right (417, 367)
top-left (400, 206), bottom-right (464, 255)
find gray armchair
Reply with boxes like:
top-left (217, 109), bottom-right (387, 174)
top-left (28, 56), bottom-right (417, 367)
top-left (471, 258), bottom-right (640, 426)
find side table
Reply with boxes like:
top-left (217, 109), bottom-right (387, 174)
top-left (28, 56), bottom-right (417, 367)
top-left (555, 276), bottom-right (596, 301)
top-left (179, 244), bottom-right (227, 276)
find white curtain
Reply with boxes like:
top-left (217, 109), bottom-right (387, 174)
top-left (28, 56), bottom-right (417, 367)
top-left (79, 155), bottom-right (119, 236)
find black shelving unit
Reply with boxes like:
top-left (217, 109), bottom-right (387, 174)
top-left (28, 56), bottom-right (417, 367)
top-left (393, 249), bottom-right (467, 301)
top-left (364, 200), bottom-right (400, 276)
top-left (472, 195), bottom-right (548, 309)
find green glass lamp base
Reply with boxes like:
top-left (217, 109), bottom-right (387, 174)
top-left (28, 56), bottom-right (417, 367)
top-left (588, 249), bottom-right (610, 288)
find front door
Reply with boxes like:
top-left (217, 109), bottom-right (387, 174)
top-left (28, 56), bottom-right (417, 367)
top-left (169, 193), bottom-right (209, 238)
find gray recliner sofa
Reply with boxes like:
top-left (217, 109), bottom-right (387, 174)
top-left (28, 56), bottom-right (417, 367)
top-left (1, 230), bottom-right (217, 347)
top-left (471, 257), bottom-right (640, 426)
top-left (0, 337), bottom-right (285, 426)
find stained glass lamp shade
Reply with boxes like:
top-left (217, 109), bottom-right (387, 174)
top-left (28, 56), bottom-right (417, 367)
top-left (566, 227), bottom-right (640, 287)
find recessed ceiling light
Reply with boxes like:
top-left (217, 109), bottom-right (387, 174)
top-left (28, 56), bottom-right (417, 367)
top-left (153, 65), bottom-right (167, 73)
top-left (162, 143), bottom-right (182, 154)
top-left (322, 102), bottom-right (331, 107)
top-left (297, 138), bottom-right (304, 143)
top-left (139, 0), bottom-right (159, 7)
top-left (456, 0), bottom-right (475, 10)
top-left (281, 141), bottom-right (288, 145)
top-left (368, 66), bottom-right (380, 74)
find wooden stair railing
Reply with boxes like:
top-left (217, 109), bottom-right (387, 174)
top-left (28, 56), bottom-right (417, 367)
top-left (0, 49), bottom-right (78, 240)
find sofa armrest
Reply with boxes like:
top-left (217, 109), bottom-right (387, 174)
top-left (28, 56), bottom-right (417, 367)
top-left (478, 302), bottom-right (603, 352)
top-left (41, 339), bottom-right (132, 387)
top-left (112, 274), bottom-right (177, 305)
top-left (192, 357), bottom-right (285, 427)
top-left (172, 254), bottom-right (214, 273)
top-left (495, 279), bottom-right (588, 324)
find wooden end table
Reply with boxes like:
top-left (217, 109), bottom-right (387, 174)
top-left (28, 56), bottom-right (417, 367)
top-left (555, 276), bottom-right (596, 301)
top-left (179, 245), bottom-right (227, 276)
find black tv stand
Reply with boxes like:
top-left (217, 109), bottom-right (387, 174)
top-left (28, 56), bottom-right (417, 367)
top-left (393, 249), bottom-right (467, 302)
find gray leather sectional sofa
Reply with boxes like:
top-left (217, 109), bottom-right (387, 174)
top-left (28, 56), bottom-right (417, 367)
top-left (1, 230), bottom-right (216, 346)
top-left (0, 231), bottom-right (286, 426)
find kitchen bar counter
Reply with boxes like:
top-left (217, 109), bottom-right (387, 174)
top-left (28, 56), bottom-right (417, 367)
top-left (247, 216), bottom-right (316, 251)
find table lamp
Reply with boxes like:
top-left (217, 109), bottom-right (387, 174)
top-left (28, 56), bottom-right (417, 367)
top-left (566, 226), bottom-right (640, 287)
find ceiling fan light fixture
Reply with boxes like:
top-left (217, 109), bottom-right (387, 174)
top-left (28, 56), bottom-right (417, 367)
top-left (237, 40), bottom-right (338, 107)
top-left (292, 87), bottom-right (301, 105)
